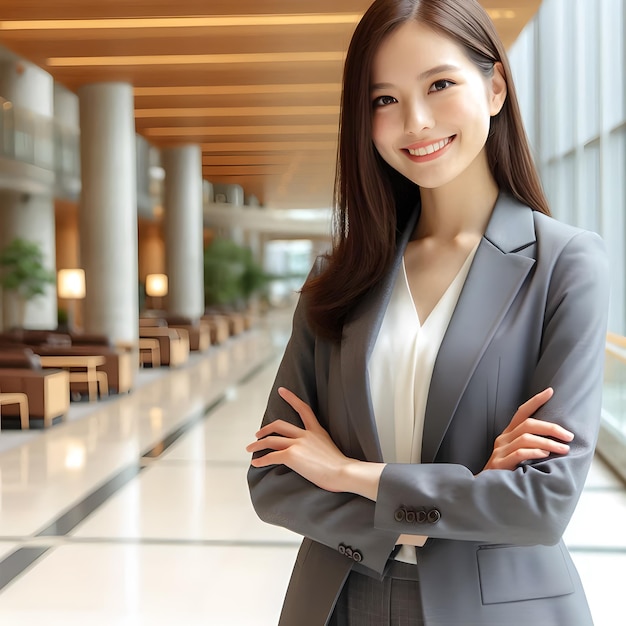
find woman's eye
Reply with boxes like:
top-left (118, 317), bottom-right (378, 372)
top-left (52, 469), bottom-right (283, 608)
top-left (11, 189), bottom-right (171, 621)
top-left (429, 79), bottom-right (454, 93)
top-left (373, 95), bottom-right (397, 107)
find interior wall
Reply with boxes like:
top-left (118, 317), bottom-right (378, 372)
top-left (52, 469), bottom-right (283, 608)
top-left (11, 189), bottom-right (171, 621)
top-left (138, 219), bottom-right (165, 282)
top-left (54, 199), bottom-right (81, 329)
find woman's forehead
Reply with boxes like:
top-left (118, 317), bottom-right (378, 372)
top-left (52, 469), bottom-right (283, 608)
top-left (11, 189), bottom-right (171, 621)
top-left (371, 22), bottom-right (470, 83)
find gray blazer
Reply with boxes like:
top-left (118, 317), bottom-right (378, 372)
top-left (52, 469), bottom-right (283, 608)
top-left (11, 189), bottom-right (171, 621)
top-left (248, 193), bottom-right (609, 626)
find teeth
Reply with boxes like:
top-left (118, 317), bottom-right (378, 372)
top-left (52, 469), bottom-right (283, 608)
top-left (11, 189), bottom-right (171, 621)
top-left (408, 137), bottom-right (451, 157)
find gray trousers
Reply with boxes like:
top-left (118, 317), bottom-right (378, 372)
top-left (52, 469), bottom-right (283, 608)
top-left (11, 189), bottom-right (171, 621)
top-left (329, 560), bottom-right (424, 626)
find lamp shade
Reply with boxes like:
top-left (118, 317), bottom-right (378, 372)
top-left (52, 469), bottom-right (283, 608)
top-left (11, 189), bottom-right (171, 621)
top-left (57, 268), bottom-right (86, 299)
top-left (145, 273), bottom-right (168, 297)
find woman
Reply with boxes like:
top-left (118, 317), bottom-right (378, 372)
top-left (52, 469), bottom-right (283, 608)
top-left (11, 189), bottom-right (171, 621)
top-left (247, 1), bottom-right (609, 624)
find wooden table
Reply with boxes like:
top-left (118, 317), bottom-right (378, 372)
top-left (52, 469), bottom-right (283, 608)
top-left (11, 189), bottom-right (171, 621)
top-left (0, 391), bottom-right (29, 430)
top-left (139, 337), bottom-right (161, 367)
top-left (39, 355), bottom-right (108, 402)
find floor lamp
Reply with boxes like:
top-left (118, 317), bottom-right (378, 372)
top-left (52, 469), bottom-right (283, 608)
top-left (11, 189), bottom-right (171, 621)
top-left (145, 273), bottom-right (168, 311)
top-left (57, 268), bottom-right (85, 333)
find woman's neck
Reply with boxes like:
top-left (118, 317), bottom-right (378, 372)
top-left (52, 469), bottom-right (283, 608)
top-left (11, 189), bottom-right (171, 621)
top-left (416, 157), bottom-right (500, 241)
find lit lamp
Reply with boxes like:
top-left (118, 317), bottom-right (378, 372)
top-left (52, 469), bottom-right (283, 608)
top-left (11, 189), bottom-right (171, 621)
top-left (57, 268), bottom-right (86, 333)
top-left (145, 273), bottom-right (168, 310)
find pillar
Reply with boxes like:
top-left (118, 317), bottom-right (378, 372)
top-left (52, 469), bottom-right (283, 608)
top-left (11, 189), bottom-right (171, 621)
top-left (0, 54), bottom-right (56, 330)
top-left (162, 145), bottom-right (204, 320)
top-left (78, 82), bottom-right (138, 343)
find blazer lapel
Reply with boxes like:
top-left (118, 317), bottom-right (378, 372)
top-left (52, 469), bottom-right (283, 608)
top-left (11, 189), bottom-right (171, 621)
top-left (340, 207), bottom-right (420, 462)
top-left (421, 194), bottom-right (537, 463)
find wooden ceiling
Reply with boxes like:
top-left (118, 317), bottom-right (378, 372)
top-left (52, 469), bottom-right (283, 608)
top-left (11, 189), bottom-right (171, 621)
top-left (0, 1), bottom-right (541, 209)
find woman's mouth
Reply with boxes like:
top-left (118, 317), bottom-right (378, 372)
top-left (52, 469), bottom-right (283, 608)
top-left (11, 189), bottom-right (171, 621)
top-left (406, 136), bottom-right (455, 157)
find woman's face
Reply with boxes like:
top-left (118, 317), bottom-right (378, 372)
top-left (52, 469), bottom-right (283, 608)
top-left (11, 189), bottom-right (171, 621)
top-left (370, 21), bottom-right (506, 190)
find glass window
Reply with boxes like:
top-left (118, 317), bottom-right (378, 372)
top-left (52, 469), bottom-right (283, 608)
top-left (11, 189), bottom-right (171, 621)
top-left (541, 160), bottom-right (558, 212)
top-left (580, 141), bottom-right (601, 232)
top-left (601, 0), bottom-right (625, 130)
top-left (537, 0), bottom-right (560, 161)
top-left (557, 0), bottom-right (577, 155)
top-left (509, 25), bottom-right (537, 150)
top-left (544, 152), bottom-right (576, 225)
top-left (579, 0), bottom-right (601, 143)
top-left (604, 128), bottom-right (626, 333)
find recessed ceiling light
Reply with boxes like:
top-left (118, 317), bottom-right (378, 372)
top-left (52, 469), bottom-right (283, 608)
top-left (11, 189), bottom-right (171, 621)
top-left (46, 51), bottom-right (344, 67)
top-left (144, 125), bottom-right (338, 137)
top-left (135, 106), bottom-right (340, 118)
top-left (133, 84), bottom-right (341, 96)
top-left (486, 9), bottom-right (517, 20)
top-left (0, 14), bottom-right (362, 30)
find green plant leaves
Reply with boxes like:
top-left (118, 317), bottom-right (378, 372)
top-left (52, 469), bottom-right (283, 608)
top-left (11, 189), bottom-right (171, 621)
top-left (0, 237), bottom-right (55, 301)
top-left (203, 239), bottom-right (270, 307)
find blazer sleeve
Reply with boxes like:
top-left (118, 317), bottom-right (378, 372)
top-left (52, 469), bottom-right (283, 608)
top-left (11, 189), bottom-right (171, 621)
top-left (374, 230), bottom-right (610, 545)
top-left (247, 272), bottom-right (399, 575)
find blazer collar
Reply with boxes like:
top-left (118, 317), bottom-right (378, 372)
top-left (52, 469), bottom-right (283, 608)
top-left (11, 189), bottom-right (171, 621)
top-left (340, 205), bottom-right (420, 462)
top-left (422, 193), bottom-right (537, 462)
top-left (483, 192), bottom-right (536, 253)
top-left (340, 193), bottom-right (537, 463)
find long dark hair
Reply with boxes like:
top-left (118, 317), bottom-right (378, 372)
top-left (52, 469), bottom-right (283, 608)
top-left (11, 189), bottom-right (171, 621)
top-left (303, 0), bottom-right (550, 342)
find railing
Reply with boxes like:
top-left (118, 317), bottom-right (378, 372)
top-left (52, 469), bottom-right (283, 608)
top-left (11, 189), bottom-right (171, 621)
top-left (600, 333), bottom-right (626, 482)
top-left (0, 96), bottom-right (80, 192)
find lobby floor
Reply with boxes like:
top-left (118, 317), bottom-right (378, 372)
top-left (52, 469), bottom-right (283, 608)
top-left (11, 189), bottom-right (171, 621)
top-left (0, 308), bottom-right (623, 625)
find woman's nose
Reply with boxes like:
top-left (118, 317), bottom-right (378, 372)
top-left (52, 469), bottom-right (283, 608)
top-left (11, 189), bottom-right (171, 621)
top-left (404, 101), bottom-right (434, 134)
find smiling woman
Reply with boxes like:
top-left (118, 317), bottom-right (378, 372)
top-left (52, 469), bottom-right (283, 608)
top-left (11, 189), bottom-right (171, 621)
top-left (370, 21), bottom-right (506, 188)
top-left (247, 1), bottom-right (609, 625)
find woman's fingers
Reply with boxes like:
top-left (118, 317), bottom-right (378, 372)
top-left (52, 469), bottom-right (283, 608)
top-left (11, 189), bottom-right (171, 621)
top-left (254, 419), bottom-right (305, 441)
top-left (486, 431), bottom-right (571, 471)
top-left (484, 385), bottom-right (575, 471)
top-left (250, 451), bottom-right (283, 468)
top-left (506, 387), bottom-right (554, 432)
top-left (246, 388), bottom-right (322, 464)
top-left (246, 435), bottom-right (292, 455)
top-left (508, 433), bottom-right (570, 455)
top-left (277, 386), bottom-right (319, 431)
top-left (506, 417), bottom-right (574, 444)
top-left (492, 448), bottom-right (550, 469)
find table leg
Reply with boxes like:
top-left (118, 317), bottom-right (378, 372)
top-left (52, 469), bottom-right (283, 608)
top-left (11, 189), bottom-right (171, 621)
top-left (96, 371), bottom-right (109, 398)
top-left (87, 371), bottom-right (98, 402)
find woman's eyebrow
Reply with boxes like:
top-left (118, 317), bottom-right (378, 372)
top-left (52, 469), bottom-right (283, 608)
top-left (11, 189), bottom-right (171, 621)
top-left (371, 63), bottom-right (461, 91)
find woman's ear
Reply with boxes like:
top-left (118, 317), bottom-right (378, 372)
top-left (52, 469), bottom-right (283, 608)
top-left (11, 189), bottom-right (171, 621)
top-left (489, 62), bottom-right (507, 116)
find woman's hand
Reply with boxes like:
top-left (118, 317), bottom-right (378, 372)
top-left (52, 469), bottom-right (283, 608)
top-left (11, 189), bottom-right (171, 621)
top-left (246, 387), bottom-right (354, 493)
top-left (247, 387), bottom-right (385, 500)
top-left (483, 387), bottom-right (574, 471)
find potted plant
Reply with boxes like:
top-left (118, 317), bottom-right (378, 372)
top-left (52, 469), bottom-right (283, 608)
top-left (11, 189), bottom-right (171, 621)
top-left (203, 239), bottom-right (271, 310)
top-left (0, 237), bottom-right (55, 328)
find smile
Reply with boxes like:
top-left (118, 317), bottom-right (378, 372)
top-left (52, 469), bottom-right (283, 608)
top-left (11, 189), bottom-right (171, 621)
top-left (406, 136), bottom-right (454, 157)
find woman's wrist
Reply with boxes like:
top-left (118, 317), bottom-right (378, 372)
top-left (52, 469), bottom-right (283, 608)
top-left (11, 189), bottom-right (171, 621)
top-left (339, 459), bottom-right (387, 501)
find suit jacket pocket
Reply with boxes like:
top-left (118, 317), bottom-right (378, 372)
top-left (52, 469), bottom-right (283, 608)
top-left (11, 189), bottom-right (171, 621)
top-left (477, 543), bottom-right (574, 605)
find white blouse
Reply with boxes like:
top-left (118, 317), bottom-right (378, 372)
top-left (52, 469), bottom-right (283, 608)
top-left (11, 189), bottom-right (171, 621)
top-left (368, 243), bottom-right (478, 563)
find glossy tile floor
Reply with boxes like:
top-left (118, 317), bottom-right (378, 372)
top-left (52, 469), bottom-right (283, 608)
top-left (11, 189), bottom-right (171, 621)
top-left (0, 308), bottom-right (624, 625)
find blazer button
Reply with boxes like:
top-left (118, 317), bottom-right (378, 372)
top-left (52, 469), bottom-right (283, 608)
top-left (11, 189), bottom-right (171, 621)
top-left (427, 509), bottom-right (441, 523)
top-left (417, 510), bottom-right (427, 524)
top-left (345, 547), bottom-right (353, 559)
top-left (338, 544), bottom-right (346, 555)
top-left (405, 511), bottom-right (416, 524)
top-left (352, 550), bottom-right (363, 563)
top-left (394, 508), bottom-right (407, 522)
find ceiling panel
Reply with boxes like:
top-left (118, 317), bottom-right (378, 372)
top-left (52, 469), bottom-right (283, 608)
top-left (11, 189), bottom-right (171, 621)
top-left (0, 0), bottom-right (541, 209)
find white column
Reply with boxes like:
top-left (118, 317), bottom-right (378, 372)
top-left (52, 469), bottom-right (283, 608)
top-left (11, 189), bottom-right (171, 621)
top-left (78, 82), bottom-right (138, 343)
top-left (162, 145), bottom-right (205, 320)
top-left (53, 83), bottom-right (79, 127)
top-left (0, 55), bottom-right (56, 330)
top-left (0, 191), bottom-right (57, 329)
top-left (0, 55), bottom-right (53, 116)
